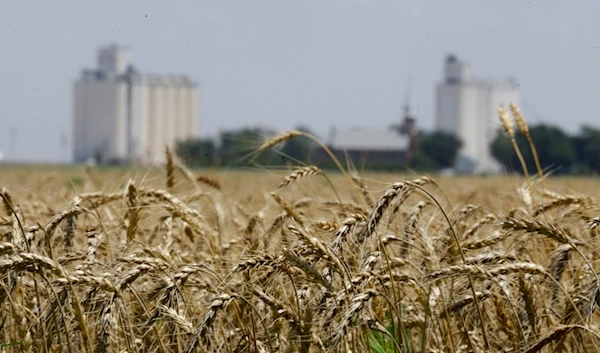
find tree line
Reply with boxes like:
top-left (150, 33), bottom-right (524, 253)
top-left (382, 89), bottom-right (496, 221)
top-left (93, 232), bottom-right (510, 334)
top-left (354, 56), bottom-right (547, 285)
top-left (176, 123), bottom-right (600, 175)
top-left (491, 124), bottom-right (600, 175)
top-left (176, 126), bottom-right (462, 172)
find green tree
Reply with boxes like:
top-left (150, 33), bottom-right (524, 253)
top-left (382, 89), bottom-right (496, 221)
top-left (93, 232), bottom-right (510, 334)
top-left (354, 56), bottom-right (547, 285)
top-left (572, 125), bottom-right (600, 174)
top-left (176, 138), bottom-right (216, 167)
top-left (418, 131), bottom-right (462, 169)
top-left (491, 124), bottom-right (577, 174)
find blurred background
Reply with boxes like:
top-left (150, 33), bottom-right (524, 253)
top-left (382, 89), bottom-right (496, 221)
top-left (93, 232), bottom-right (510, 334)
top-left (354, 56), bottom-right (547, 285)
top-left (1, 1), bottom-right (598, 174)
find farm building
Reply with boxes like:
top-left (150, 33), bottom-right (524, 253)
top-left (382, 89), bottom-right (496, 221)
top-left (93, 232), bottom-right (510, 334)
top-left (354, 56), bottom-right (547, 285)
top-left (315, 99), bottom-right (418, 170)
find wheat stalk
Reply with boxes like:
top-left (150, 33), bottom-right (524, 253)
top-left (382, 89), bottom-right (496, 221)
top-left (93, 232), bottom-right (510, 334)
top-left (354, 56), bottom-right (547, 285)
top-left (525, 325), bottom-right (591, 353)
top-left (0, 187), bottom-right (15, 216)
top-left (510, 102), bottom-right (546, 190)
top-left (501, 217), bottom-right (569, 243)
top-left (125, 180), bottom-right (139, 244)
top-left (257, 130), bottom-right (303, 152)
top-left (196, 175), bottom-right (222, 191)
top-left (278, 166), bottom-right (324, 189)
top-left (351, 174), bottom-right (374, 206)
top-left (166, 145), bottom-right (175, 189)
top-left (426, 262), bottom-right (547, 281)
top-left (270, 192), bottom-right (304, 226)
top-left (332, 289), bottom-right (377, 347)
top-left (499, 106), bottom-right (533, 198)
top-left (401, 201), bottom-right (427, 256)
top-left (185, 294), bottom-right (237, 352)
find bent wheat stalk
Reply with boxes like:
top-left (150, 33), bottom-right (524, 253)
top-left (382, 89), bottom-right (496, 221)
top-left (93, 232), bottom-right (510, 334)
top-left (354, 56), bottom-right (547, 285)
top-left (499, 106), bottom-right (533, 200)
top-left (510, 102), bottom-right (546, 190)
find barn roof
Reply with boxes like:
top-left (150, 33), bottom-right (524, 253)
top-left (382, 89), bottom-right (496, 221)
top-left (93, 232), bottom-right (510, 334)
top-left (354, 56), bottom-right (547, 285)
top-left (328, 127), bottom-right (410, 152)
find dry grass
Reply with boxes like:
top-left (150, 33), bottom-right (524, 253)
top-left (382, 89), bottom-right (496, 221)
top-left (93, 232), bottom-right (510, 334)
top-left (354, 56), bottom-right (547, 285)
top-left (0, 161), bottom-right (598, 353)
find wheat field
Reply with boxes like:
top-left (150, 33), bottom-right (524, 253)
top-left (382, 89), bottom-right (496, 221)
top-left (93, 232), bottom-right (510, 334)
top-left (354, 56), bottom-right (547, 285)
top-left (0, 159), bottom-right (599, 353)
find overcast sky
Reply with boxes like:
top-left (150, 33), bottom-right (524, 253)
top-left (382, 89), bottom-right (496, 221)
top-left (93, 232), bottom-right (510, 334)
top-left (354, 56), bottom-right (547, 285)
top-left (1, 1), bottom-right (599, 162)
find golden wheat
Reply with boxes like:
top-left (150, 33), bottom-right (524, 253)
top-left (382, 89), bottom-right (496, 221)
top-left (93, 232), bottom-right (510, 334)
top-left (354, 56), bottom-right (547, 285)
top-left (0, 163), bottom-right (597, 352)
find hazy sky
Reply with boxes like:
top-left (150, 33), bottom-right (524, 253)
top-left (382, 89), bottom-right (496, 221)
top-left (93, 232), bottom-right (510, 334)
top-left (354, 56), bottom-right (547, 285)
top-left (1, 1), bottom-right (599, 162)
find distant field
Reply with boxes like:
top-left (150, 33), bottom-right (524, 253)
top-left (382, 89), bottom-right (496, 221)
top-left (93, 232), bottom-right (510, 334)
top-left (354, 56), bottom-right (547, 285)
top-left (0, 164), bottom-right (598, 352)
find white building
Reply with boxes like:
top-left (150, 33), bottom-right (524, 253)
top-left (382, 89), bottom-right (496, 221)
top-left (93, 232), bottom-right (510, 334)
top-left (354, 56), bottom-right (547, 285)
top-left (435, 54), bottom-right (519, 174)
top-left (73, 44), bottom-right (199, 165)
